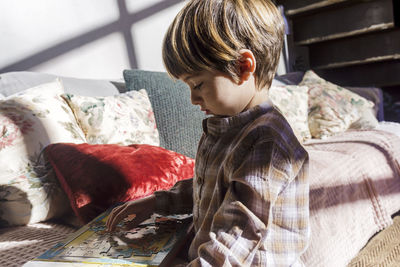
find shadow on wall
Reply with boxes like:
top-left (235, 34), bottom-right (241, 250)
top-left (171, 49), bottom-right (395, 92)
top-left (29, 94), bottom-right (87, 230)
top-left (0, 0), bottom-right (185, 74)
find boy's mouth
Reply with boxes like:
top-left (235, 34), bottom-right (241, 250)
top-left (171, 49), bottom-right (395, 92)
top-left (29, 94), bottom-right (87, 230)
top-left (201, 108), bottom-right (211, 115)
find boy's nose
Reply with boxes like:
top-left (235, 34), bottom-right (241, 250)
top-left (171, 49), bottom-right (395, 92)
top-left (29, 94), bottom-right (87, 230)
top-left (190, 92), bottom-right (202, 106)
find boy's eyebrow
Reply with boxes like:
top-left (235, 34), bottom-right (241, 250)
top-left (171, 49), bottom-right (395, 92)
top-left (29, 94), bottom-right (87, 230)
top-left (183, 75), bottom-right (195, 83)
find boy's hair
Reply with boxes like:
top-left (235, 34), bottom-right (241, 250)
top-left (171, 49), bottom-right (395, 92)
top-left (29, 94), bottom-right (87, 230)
top-left (162, 0), bottom-right (285, 90)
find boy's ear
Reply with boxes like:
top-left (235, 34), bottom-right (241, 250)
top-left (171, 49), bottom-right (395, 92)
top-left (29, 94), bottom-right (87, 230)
top-left (238, 49), bottom-right (256, 85)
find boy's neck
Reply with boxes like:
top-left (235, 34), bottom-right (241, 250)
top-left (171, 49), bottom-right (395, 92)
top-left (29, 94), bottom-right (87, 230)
top-left (242, 88), bottom-right (270, 113)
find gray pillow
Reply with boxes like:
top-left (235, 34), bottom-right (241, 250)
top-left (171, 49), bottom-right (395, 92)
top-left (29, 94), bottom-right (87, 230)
top-left (0, 71), bottom-right (121, 97)
top-left (123, 69), bottom-right (206, 158)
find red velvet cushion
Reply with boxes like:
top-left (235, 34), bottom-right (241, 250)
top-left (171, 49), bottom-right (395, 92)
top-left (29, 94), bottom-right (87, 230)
top-left (45, 143), bottom-right (195, 223)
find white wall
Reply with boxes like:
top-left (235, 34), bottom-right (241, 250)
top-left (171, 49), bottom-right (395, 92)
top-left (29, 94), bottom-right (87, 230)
top-left (0, 0), bottom-right (286, 80)
top-left (0, 0), bottom-right (187, 79)
top-left (129, 1), bottom-right (186, 73)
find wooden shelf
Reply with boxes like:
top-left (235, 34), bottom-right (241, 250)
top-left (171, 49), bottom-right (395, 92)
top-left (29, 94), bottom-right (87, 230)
top-left (289, 0), bottom-right (396, 45)
top-left (315, 54), bottom-right (400, 70)
top-left (315, 60), bottom-right (400, 88)
top-left (277, 0), bottom-right (400, 120)
top-left (295, 22), bottom-right (395, 45)
top-left (285, 0), bottom-right (351, 16)
top-left (308, 28), bottom-right (400, 69)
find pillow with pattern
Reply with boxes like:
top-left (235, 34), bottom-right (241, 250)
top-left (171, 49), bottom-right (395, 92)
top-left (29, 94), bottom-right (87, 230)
top-left (269, 85), bottom-right (311, 142)
top-left (0, 79), bottom-right (86, 226)
top-left (61, 90), bottom-right (159, 146)
top-left (300, 70), bottom-right (376, 139)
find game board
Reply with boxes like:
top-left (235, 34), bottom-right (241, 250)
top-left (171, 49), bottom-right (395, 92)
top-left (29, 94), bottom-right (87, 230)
top-left (23, 208), bottom-right (193, 267)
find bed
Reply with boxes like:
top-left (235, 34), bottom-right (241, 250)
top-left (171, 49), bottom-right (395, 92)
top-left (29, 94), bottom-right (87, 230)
top-left (0, 70), bottom-right (400, 267)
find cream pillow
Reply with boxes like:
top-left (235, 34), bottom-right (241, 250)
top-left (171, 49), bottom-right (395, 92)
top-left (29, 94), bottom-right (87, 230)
top-left (61, 90), bottom-right (159, 146)
top-left (0, 79), bottom-right (86, 226)
top-left (300, 70), bottom-right (375, 139)
top-left (269, 85), bottom-right (312, 142)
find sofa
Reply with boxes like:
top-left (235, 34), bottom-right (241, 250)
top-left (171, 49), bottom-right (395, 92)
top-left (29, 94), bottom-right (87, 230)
top-left (1, 69), bottom-right (400, 267)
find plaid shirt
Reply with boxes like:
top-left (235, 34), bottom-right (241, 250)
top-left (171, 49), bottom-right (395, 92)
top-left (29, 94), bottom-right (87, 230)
top-left (155, 101), bottom-right (310, 266)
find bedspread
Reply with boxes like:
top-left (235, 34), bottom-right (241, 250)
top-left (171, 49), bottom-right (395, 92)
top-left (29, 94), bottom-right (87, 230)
top-left (302, 129), bottom-right (400, 267)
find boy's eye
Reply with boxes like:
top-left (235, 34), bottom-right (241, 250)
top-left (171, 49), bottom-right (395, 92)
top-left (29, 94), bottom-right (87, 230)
top-left (193, 82), bottom-right (203, 90)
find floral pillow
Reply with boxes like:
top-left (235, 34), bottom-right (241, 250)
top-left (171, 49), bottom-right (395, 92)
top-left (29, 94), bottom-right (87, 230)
top-left (61, 90), bottom-right (159, 146)
top-left (269, 85), bottom-right (311, 142)
top-left (300, 70), bottom-right (376, 139)
top-left (0, 80), bottom-right (86, 226)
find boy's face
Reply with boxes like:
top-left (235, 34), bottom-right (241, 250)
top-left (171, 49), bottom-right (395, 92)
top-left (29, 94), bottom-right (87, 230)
top-left (181, 70), bottom-right (265, 117)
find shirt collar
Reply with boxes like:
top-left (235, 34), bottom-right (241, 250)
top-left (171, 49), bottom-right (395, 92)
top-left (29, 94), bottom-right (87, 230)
top-left (202, 100), bottom-right (274, 136)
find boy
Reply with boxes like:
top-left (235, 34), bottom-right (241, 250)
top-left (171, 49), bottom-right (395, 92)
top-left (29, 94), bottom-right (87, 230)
top-left (107, 0), bottom-right (310, 266)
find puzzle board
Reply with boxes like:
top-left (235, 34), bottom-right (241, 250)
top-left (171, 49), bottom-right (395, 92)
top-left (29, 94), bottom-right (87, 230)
top-left (23, 208), bottom-right (193, 267)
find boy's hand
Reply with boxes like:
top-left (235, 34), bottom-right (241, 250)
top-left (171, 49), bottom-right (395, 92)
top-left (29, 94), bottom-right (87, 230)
top-left (106, 194), bottom-right (156, 232)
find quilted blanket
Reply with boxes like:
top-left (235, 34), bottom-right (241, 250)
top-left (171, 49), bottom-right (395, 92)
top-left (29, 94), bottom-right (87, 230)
top-left (302, 130), bottom-right (400, 266)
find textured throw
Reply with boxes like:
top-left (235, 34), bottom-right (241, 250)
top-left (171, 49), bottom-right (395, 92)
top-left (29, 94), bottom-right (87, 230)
top-left (302, 130), bottom-right (400, 267)
top-left (348, 214), bottom-right (400, 267)
top-left (0, 222), bottom-right (76, 267)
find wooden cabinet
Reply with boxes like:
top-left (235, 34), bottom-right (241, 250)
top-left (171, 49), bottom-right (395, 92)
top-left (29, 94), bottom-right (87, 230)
top-left (276, 0), bottom-right (400, 120)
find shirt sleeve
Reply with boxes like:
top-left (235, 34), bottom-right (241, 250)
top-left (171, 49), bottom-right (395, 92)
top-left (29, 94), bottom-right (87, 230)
top-left (154, 178), bottom-right (194, 215)
top-left (188, 139), bottom-right (310, 266)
